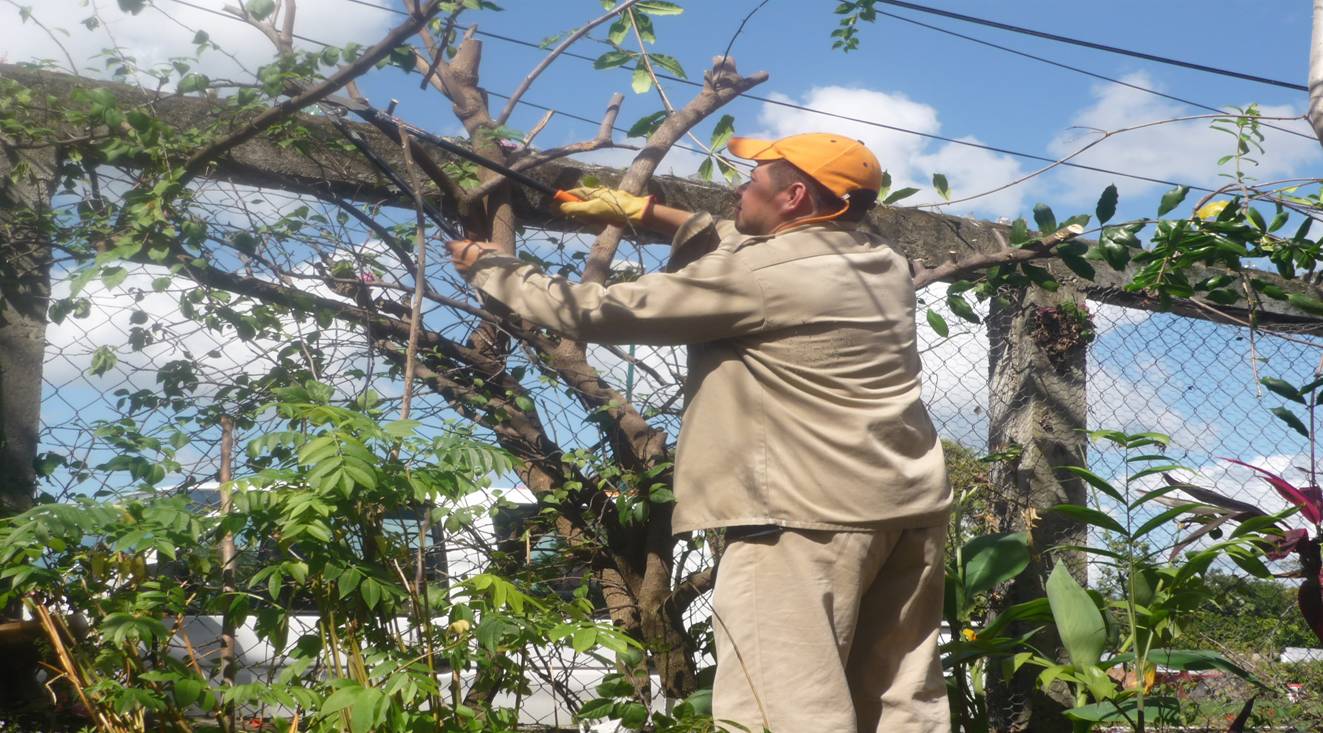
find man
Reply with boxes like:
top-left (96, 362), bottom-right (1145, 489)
top-left (448, 132), bottom-right (951, 732)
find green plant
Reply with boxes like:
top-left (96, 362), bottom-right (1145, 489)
top-left (1024, 429), bottom-right (1270, 732)
top-left (0, 383), bottom-right (640, 732)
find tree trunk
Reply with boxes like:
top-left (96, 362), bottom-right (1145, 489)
top-left (982, 284), bottom-right (1089, 732)
top-left (0, 143), bottom-right (58, 518)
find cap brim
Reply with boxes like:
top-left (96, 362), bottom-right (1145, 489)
top-left (727, 137), bottom-right (781, 161)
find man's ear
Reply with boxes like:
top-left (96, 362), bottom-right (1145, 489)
top-left (781, 182), bottom-right (811, 214)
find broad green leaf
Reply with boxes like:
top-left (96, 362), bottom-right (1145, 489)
top-left (636, 1), bottom-right (683, 14)
top-left (1288, 293), bottom-right (1323, 317)
top-left (947, 293), bottom-right (980, 324)
top-left (710, 114), bottom-right (735, 150)
top-left (1033, 203), bottom-right (1057, 234)
top-left (1048, 504), bottom-right (1127, 535)
top-left (245, 0), bottom-right (276, 20)
top-left (1045, 561), bottom-right (1107, 671)
top-left (1095, 184), bottom-right (1118, 224)
top-left (962, 531), bottom-right (1030, 596)
top-left (626, 110), bottom-right (667, 138)
top-left (571, 626), bottom-right (598, 652)
top-left (1157, 184), bottom-right (1190, 217)
top-left (1057, 466), bottom-right (1125, 503)
top-left (631, 66), bottom-right (653, 94)
top-left (1260, 377), bottom-right (1305, 404)
top-left (619, 702), bottom-right (649, 728)
top-left (883, 187), bottom-right (919, 205)
top-left (1270, 406), bottom-right (1309, 437)
top-left (1009, 218), bottom-right (1030, 245)
top-left (593, 50), bottom-right (634, 70)
top-left (926, 309), bottom-right (949, 337)
top-left (650, 53), bottom-right (686, 78)
top-left (177, 73), bottom-right (210, 94)
top-left (932, 173), bottom-right (950, 201)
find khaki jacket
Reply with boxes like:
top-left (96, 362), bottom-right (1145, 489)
top-left (467, 212), bottom-right (950, 534)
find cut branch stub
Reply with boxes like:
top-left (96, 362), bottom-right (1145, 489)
top-left (580, 56), bottom-right (769, 286)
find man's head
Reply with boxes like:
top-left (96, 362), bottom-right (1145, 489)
top-left (728, 133), bottom-right (883, 235)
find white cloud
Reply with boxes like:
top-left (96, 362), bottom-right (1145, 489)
top-left (1, 0), bottom-right (394, 81)
top-left (750, 86), bottom-right (1032, 220)
top-left (1044, 72), bottom-right (1322, 208)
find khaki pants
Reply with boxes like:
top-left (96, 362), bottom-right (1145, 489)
top-left (711, 525), bottom-right (949, 733)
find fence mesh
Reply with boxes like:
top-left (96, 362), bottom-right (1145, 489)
top-left (30, 180), bottom-right (1323, 724)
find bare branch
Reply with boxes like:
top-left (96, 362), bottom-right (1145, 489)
top-left (462, 93), bottom-right (625, 205)
top-left (519, 109), bottom-right (556, 150)
top-left (183, 1), bottom-right (443, 182)
top-left (911, 223), bottom-right (1085, 289)
top-left (494, 0), bottom-right (644, 126)
top-left (580, 56), bottom-right (768, 285)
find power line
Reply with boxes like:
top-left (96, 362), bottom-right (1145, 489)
top-left (870, 0), bottom-right (1306, 93)
top-left (870, 6), bottom-right (1315, 142)
top-left (165, 0), bottom-right (1217, 194)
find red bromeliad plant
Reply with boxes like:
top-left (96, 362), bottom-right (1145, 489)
top-left (1162, 372), bottom-right (1323, 646)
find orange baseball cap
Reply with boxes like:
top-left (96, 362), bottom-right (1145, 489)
top-left (727, 133), bottom-right (884, 197)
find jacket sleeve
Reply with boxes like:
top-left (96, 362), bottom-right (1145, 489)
top-left (466, 240), bottom-right (767, 346)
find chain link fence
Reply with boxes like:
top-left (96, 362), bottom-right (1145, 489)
top-left (31, 180), bottom-right (1323, 725)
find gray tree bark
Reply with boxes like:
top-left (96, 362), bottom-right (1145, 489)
top-left (982, 283), bottom-right (1090, 733)
top-left (0, 143), bottom-right (59, 517)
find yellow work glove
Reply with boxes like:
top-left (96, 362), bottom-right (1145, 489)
top-left (556, 187), bottom-right (653, 227)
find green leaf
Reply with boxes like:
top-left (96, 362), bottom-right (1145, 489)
top-left (1287, 293), bottom-right (1323, 317)
top-left (932, 173), bottom-right (951, 201)
top-left (1060, 254), bottom-right (1095, 280)
top-left (619, 702), bottom-right (649, 728)
top-left (1048, 504), bottom-right (1127, 535)
top-left (177, 73), bottom-right (210, 94)
top-left (649, 53), bottom-right (686, 79)
top-left (635, 1), bottom-right (683, 15)
top-left (593, 50), bottom-right (634, 70)
top-left (1009, 218), bottom-right (1030, 245)
top-left (926, 309), bottom-right (949, 337)
top-left (626, 110), bottom-right (667, 138)
top-left (1057, 466), bottom-right (1125, 504)
top-left (571, 626), bottom-right (598, 652)
top-left (1261, 377), bottom-right (1305, 404)
top-left (578, 698), bottom-right (615, 720)
top-left (631, 66), bottom-right (653, 94)
top-left (101, 266), bottom-right (128, 289)
top-left (1095, 184), bottom-right (1118, 225)
top-left (89, 346), bottom-right (118, 377)
top-left (962, 531), bottom-right (1030, 596)
top-left (1045, 561), bottom-right (1107, 671)
top-left (883, 187), bottom-right (919, 205)
top-left (1033, 203), bottom-right (1057, 234)
top-left (696, 157), bottom-right (714, 182)
top-left (710, 114), bottom-right (735, 150)
top-left (245, 0), bottom-right (276, 21)
top-left (947, 293), bottom-right (980, 324)
top-left (1157, 184), bottom-right (1190, 217)
top-left (1270, 406), bottom-right (1310, 437)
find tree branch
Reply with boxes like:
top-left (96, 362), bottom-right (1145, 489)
top-left (911, 223), bottom-right (1085, 289)
top-left (580, 56), bottom-right (768, 285)
top-left (183, 0), bottom-right (443, 182)
top-left (494, 0), bottom-right (644, 126)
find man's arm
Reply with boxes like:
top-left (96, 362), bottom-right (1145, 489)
top-left (446, 239), bottom-right (766, 346)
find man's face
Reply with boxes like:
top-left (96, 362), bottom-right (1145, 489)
top-left (734, 162), bottom-right (795, 235)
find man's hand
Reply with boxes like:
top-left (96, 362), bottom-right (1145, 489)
top-left (557, 187), bottom-right (654, 227)
top-left (447, 239), bottom-right (503, 275)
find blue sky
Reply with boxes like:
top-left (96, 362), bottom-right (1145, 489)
top-left (7, 1), bottom-right (1323, 533)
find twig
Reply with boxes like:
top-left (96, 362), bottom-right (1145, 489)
top-left (494, 0), bottom-right (644, 126)
top-left (519, 109), bottom-right (556, 150)
top-left (911, 222), bottom-right (1085, 288)
top-left (718, 0), bottom-right (775, 75)
top-left (182, 0), bottom-right (443, 182)
top-left (462, 93), bottom-right (624, 204)
top-left (398, 128), bottom-right (429, 422)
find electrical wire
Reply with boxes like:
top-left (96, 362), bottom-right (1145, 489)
top-left (163, 0), bottom-right (1225, 193)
